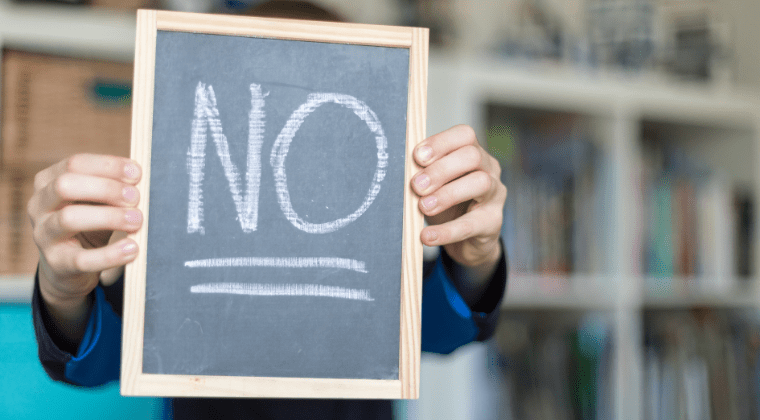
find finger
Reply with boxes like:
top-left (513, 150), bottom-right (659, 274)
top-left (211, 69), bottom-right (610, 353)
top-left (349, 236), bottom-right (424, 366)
top-left (34, 154), bottom-right (141, 192)
top-left (48, 238), bottom-right (139, 275)
top-left (418, 171), bottom-right (496, 217)
top-left (101, 232), bottom-right (128, 286)
top-left (37, 172), bottom-right (140, 213)
top-left (421, 210), bottom-right (501, 248)
top-left (412, 144), bottom-right (486, 197)
top-left (36, 205), bottom-right (142, 246)
top-left (414, 125), bottom-right (480, 167)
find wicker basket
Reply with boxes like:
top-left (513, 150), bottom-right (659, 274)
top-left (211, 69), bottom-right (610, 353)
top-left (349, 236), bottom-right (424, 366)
top-left (0, 168), bottom-right (37, 275)
top-left (2, 49), bottom-right (133, 166)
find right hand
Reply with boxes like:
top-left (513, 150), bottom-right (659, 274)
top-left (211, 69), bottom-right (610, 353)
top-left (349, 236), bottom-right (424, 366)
top-left (28, 154), bottom-right (143, 314)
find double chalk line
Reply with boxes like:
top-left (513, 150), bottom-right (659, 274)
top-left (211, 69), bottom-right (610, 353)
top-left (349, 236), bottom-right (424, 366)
top-left (185, 257), bottom-right (373, 301)
top-left (190, 282), bottom-right (374, 302)
top-left (184, 257), bottom-right (367, 273)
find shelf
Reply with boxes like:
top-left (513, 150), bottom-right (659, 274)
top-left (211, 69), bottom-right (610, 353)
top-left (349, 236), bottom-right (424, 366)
top-left (0, 0), bottom-right (135, 61)
top-left (502, 274), bottom-right (760, 310)
top-left (642, 277), bottom-right (760, 309)
top-left (503, 274), bottom-right (616, 310)
top-left (430, 51), bottom-right (760, 129)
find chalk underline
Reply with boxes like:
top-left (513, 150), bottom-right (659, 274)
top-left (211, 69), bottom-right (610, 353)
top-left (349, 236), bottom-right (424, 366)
top-left (190, 282), bottom-right (374, 302)
top-left (183, 257), bottom-right (367, 273)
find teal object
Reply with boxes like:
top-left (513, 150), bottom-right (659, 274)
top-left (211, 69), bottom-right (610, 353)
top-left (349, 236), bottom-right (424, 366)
top-left (91, 80), bottom-right (131, 106)
top-left (0, 304), bottom-right (165, 419)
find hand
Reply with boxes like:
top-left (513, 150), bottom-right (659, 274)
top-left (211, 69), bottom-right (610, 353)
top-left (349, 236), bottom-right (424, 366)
top-left (412, 125), bottom-right (506, 274)
top-left (28, 154), bottom-right (143, 341)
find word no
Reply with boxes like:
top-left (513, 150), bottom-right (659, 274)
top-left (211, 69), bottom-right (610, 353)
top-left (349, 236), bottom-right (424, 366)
top-left (187, 82), bottom-right (389, 235)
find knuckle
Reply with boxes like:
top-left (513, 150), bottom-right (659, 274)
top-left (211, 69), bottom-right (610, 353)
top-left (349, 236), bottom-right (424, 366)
top-left (72, 253), bottom-right (85, 272)
top-left (439, 188), bottom-right (456, 209)
top-left (112, 209), bottom-right (126, 228)
top-left (435, 226), bottom-right (451, 243)
top-left (32, 224), bottom-right (46, 248)
top-left (459, 220), bottom-right (475, 239)
top-left (33, 171), bottom-right (46, 191)
top-left (57, 207), bottom-right (77, 231)
top-left (102, 156), bottom-right (116, 173)
top-left (473, 171), bottom-right (492, 191)
top-left (426, 165), bottom-right (445, 187)
top-left (73, 252), bottom-right (92, 273)
top-left (491, 212), bottom-right (504, 233)
top-left (66, 155), bottom-right (84, 173)
top-left (457, 125), bottom-right (477, 145)
top-left (462, 145), bottom-right (481, 167)
top-left (53, 174), bottom-right (72, 200)
top-left (489, 156), bottom-right (502, 176)
top-left (497, 183), bottom-right (508, 201)
top-left (44, 248), bottom-right (64, 271)
top-left (473, 235), bottom-right (492, 247)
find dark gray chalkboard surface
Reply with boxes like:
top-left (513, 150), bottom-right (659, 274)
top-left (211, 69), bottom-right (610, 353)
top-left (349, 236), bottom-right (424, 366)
top-left (144, 29), bottom-right (408, 380)
top-left (122, 11), bottom-right (428, 399)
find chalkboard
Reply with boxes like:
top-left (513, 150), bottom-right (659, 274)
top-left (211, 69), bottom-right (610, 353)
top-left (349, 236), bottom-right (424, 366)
top-left (121, 11), bottom-right (428, 399)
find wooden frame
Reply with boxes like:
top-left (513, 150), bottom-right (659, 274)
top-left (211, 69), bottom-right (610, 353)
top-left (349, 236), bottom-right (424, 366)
top-left (121, 10), bottom-right (428, 399)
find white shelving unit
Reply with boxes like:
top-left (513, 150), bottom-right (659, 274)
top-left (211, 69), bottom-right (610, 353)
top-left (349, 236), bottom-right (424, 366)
top-left (2, 1), bottom-right (760, 419)
top-left (425, 52), bottom-right (760, 420)
top-left (0, 0), bottom-right (135, 62)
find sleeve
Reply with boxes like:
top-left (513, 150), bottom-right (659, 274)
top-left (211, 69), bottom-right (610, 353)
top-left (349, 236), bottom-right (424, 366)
top-left (420, 244), bottom-right (507, 355)
top-left (32, 272), bottom-right (123, 387)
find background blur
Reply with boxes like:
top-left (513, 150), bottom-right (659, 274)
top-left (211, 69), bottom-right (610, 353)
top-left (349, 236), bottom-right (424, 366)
top-left (1, 0), bottom-right (759, 419)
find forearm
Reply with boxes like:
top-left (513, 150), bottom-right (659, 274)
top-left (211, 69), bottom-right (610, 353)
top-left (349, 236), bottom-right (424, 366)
top-left (447, 240), bottom-right (503, 307)
top-left (37, 265), bottom-right (94, 351)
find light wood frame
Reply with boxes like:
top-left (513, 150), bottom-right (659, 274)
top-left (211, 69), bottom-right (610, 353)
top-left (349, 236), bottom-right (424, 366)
top-left (121, 10), bottom-right (428, 399)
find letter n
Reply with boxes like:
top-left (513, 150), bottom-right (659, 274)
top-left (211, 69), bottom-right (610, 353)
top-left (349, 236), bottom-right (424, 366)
top-left (187, 82), bottom-right (266, 234)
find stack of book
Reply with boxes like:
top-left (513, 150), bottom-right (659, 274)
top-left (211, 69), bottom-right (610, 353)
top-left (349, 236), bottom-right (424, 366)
top-left (487, 105), bottom-right (610, 276)
top-left (644, 309), bottom-right (760, 420)
top-left (487, 312), bottom-right (614, 420)
top-left (636, 142), bottom-right (754, 287)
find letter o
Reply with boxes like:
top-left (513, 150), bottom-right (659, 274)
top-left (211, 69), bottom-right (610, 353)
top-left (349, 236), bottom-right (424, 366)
top-left (270, 93), bottom-right (388, 234)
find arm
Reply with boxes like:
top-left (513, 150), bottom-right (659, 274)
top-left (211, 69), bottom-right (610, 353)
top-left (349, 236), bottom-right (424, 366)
top-left (32, 273), bottom-right (124, 386)
top-left (421, 243), bottom-right (507, 354)
top-left (28, 154), bottom-right (143, 384)
top-left (413, 125), bottom-right (508, 353)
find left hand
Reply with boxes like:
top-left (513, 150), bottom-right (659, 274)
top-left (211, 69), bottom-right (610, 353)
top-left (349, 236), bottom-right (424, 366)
top-left (412, 125), bottom-right (507, 270)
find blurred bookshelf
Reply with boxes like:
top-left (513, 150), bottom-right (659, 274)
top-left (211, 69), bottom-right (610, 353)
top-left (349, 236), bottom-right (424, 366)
top-left (427, 48), bottom-right (760, 420)
top-left (2, 1), bottom-right (760, 420)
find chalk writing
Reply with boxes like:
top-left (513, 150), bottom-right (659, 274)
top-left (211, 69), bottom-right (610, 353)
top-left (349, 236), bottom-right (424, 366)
top-left (184, 256), bottom-right (367, 273)
top-left (190, 282), bottom-right (374, 301)
top-left (270, 93), bottom-right (388, 234)
top-left (187, 83), bottom-right (388, 235)
top-left (187, 82), bottom-right (266, 234)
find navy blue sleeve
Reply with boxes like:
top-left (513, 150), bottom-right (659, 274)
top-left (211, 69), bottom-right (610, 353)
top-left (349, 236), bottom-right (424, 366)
top-left (32, 244), bottom-right (507, 385)
top-left (421, 245), bottom-right (507, 354)
top-left (32, 272), bottom-right (123, 387)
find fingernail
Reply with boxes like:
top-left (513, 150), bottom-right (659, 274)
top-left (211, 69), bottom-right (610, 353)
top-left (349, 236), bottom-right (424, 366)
top-left (425, 229), bottom-right (438, 243)
top-left (121, 242), bottom-right (137, 254)
top-left (422, 196), bottom-right (437, 209)
top-left (125, 210), bottom-right (142, 225)
top-left (123, 187), bottom-right (138, 203)
top-left (415, 174), bottom-right (430, 190)
top-left (417, 146), bottom-right (432, 163)
top-left (124, 163), bottom-right (140, 180)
